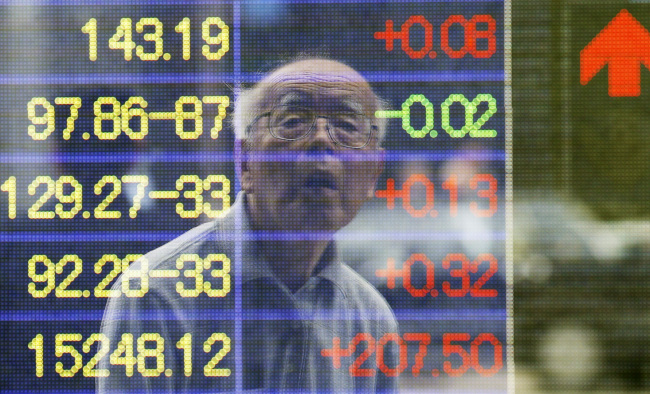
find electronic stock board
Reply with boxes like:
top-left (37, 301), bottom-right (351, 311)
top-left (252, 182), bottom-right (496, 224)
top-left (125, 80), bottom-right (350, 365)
top-left (0, 1), bottom-right (511, 392)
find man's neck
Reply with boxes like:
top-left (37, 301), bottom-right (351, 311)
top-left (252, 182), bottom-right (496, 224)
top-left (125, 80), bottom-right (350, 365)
top-left (245, 194), bottom-right (336, 291)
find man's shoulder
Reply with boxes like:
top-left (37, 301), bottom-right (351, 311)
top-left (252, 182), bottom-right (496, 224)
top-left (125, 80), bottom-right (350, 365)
top-left (104, 217), bottom-right (232, 314)
top-left (141, 215), bottom-right (234, 271)
top-left (336, 263), bottom-right (398, 326)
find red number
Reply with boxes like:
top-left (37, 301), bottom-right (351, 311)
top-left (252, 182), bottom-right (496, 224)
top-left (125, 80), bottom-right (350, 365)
top-left (470, 174), bottom-right (497, 217)
top-left (349, 334), bottom-right (376, 377)
top-left (402, 174), bottom-right (434, 218)
top-left (441, 175), bottom-right (458, 217)
top-left (404, 333), bottom-right (431, 377)
top-left (400, 16), bottom-right (434, 59)
top-left (442, 253), bottom-right (471, 297)
top-left (441, 15), bottom-right (497, 59)
top-left (321, 337), bottom-right (353, 369)
top-left (471, 254), bottom-right (498, 297)
top-left (471, 333), bottom-right (503, 376)
top-left (466, 15), bottom-right (497, 58)
top-left (375, 258), bottom-right (402, 289)
top-left (402, 253), bottom-right (436, 297)
top-left (441, 15), bottom-right (469, 58)
top-left (376, 333), bottom-right (407, 377)
top-left (443, 333), bottom-right (471, 376)
top-left (325, 332), bottom-right (502, 378)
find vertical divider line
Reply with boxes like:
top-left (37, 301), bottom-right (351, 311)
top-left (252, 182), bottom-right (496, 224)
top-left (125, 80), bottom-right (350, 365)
top-left (504, 0), bottom-right (516, 392)
top-left (232, 0), bottom-right (243, 391)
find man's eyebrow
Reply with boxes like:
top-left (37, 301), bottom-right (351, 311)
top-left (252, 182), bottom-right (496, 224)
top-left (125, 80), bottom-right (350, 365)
top-left (278, 92), bottom-right (311, 107)
top-left (276, 93), bottom-right (366, 113)
top-left (337, 100), bottom-right (364, 114)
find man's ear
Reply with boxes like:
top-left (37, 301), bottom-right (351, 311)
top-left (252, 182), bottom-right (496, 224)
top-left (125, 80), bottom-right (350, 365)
top-left (367, 148), bottom-right (385, 199)
top-left (238, 139), bottom-right (253, 193)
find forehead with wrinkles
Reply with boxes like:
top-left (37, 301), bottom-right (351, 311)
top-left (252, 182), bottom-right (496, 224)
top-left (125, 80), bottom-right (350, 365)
top-left (256, 59), bottom-right (377, 114)
top-left (233, 59), bottom-right (385, 141)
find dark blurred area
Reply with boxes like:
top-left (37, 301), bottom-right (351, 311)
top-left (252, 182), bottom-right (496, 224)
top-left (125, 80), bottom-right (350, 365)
top-left (513, 0), bottom-right (650, 391)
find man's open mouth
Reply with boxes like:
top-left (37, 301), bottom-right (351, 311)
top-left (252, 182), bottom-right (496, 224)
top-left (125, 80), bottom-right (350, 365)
top-left (303, 173), bottom-right (337, 190)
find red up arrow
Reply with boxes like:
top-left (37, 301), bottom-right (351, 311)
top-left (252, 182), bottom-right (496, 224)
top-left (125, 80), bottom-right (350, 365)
top-left (580, 9), bottom-right (650, 97)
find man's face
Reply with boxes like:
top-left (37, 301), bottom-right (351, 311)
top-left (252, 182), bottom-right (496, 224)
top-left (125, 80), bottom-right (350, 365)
top-left (242, 59), bottom-right (384, 232)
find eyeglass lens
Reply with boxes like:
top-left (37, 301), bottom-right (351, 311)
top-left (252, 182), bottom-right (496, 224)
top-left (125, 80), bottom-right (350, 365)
top-left (268, 106), bottom-right (371, 148)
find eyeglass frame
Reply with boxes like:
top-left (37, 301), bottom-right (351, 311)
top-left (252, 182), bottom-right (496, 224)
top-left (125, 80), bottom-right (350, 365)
top-left (245, 107), bottom-right (379, 149)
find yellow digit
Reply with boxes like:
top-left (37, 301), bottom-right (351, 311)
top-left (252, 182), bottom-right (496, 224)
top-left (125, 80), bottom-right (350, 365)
top-left (121, 97), bottom-right (149, 139)
top-left (202, 96), bottom-right (230, 139)
top-left (55, 333), bottom-right (83, 377)
top-left (55, 176), bottom-right (82, 219)
top-left (54, 97), bottom-right (82, 140)
top-left (121, 255), bottom-right (148, 297)
top-left (203, 254), bottom-right (231, 298)
top-left (82, 333), bottom-right (110, 377)
top-left (28, 334), bottom-right (44, 377)
top-left (28, 176), bottom-right (55, 219)
top-left (81, 18), bottom-right (98, 61)
top-left (94, 97), bottom-right (122, 140)
top-left (136, 18), bottom-right (164, 61)
top-left (1, 176), bottom-right (17, 219)
top-left (110, 333), bottom-right (136, 376)
top-left (176, 333), bottom-right (192, 377)
top-left (137, 333), bottom-right (165, 377)
top-left (175, 18), bottom-right (191, 60)
top-left (203, 175), bottom-right (230, 218)
top-left (54, 254), bottom-right (83, 298)
top-left (28, 98), bottom-right (55, 141)
top-left (28, 255), bottom-right (55, 298)
top-left (176, 175), bottom-right (203, 218)
top-left (175, 96), bottom-right (203, 139)
top-left (176, 254), bottom-right (203, 297)
top-left (122, 175), bottom-right (149, 218)
top-left (203, 333), bottom-right (231, 377)
top-left (109, 18), bottom-right (135, 60)
top-left (202, 17), bottom-right (229, 60)
top-left (94, 175), bottom-right (122, 219)
top-left (94, 254), bottom-right (122, 298)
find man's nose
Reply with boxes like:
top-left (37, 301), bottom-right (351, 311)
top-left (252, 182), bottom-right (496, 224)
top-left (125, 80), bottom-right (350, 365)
top-left (308, 117), bottom-right (335, 151)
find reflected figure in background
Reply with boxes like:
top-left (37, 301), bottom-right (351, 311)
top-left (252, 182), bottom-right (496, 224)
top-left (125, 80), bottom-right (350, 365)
top-left (98, 58), bottom-right (398, 392)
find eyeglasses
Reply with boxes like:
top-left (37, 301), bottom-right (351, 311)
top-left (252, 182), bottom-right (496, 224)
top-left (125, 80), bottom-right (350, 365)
top-left (248, 105), bottom-right (378, 149)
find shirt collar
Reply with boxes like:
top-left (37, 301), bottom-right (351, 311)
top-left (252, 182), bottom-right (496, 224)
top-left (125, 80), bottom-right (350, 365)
top-left (224, 192), bottom-right (345, 287)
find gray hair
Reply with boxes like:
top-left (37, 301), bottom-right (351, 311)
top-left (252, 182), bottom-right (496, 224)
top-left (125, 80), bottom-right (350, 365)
top-left (232, 58), bottom-right (388, 145)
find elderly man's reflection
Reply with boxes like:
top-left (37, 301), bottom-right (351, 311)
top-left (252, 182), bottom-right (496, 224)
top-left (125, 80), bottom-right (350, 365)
top-left (99, 58), bottom-right (398, 392)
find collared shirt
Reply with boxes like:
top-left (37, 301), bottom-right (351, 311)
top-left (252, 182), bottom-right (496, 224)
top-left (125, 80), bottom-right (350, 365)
top-left (98, 194), bottom-right (399, 393)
